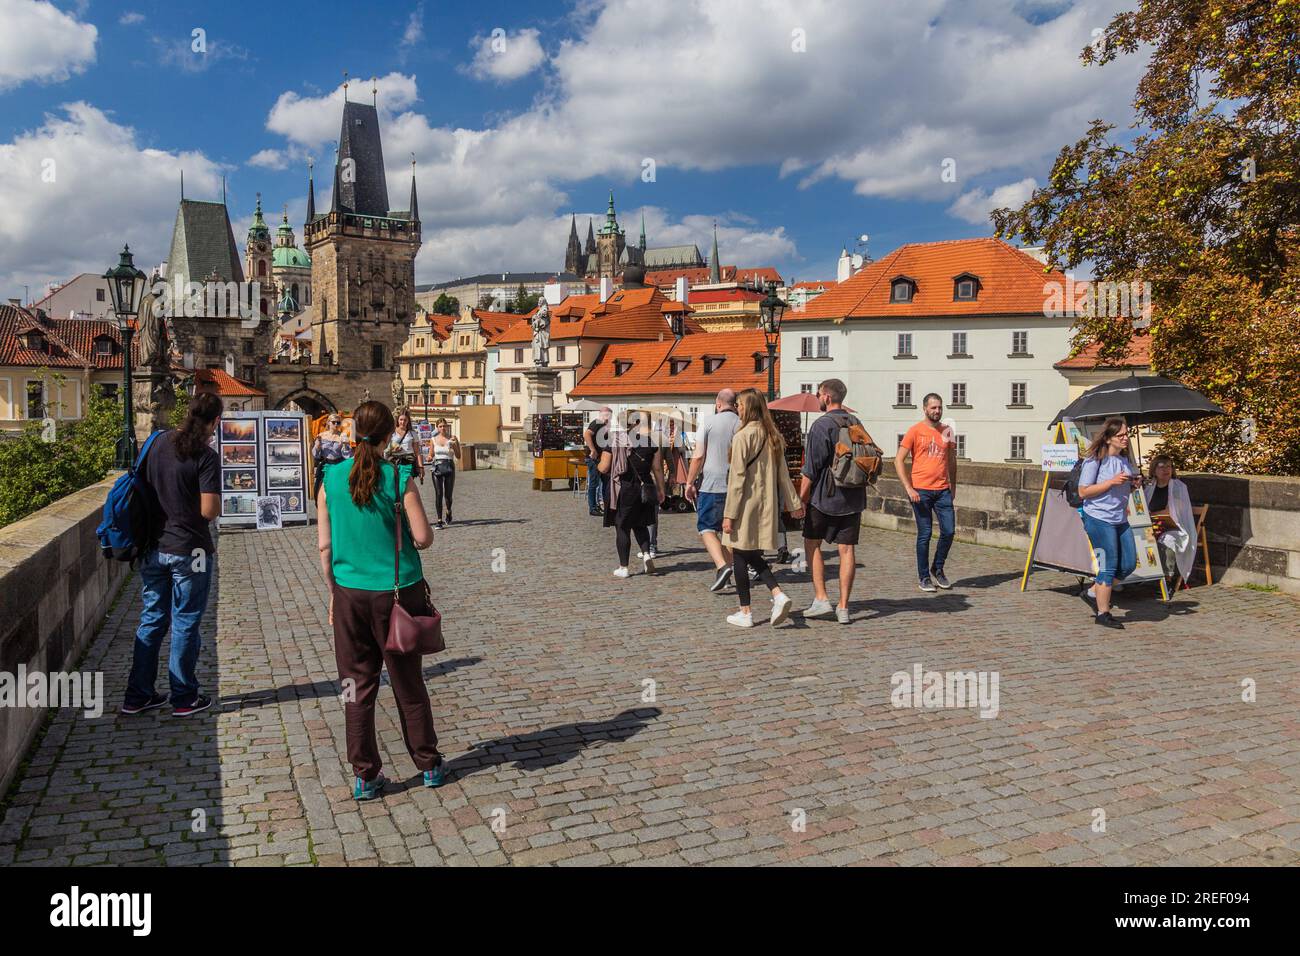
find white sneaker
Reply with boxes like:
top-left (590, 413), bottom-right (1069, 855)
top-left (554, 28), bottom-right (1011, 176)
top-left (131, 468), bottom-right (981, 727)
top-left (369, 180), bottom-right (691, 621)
top-left (727, 610), bottom-right (753, 628)
top-left (613, 567), bottom-right (630, 578)
top-left (803, 598), bottom-right (834, 619)
top-left (642, 553), bottom-right (656, 574)
top-left (770, 593), bottom-right (792, 626)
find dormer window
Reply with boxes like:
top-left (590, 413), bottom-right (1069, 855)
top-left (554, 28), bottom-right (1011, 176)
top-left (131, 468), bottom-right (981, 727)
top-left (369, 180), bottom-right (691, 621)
top-left (753, 352), bottom-right (773, 373)
top-left (669, 358), bottom-right (691, 376)
top-left (953, 273), bottom-right (980, 301)
top-left (93, 336), bottom-right (115, 356)
top-left (703, 355), bottom-right (725, 374)
top-left (891, 277), bottom-right (917, 303)
top-left (19, 331), bottom-right (48, 352)
top-left (614, 359), bottom-right (633, 377)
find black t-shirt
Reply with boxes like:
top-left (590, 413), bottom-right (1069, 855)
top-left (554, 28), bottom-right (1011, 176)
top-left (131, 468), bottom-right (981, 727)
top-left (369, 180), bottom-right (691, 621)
top-left (144, 430), bottom-right (221, 556)
top-left (801, 411), bottom-right (867, 516)
top-left (1148, 483), bottom-right (1168, 513)
top-left (585, 420), bottom-right (610, 459)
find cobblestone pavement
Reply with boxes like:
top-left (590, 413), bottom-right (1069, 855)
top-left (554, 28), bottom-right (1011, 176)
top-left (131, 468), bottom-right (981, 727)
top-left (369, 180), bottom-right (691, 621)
top-left (3, 469), bottom-right (1299, 866)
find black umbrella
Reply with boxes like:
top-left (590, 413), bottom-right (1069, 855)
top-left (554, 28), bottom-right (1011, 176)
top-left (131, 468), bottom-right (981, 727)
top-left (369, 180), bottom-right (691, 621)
top-left (1052, 374), bottom-right (1224, 426)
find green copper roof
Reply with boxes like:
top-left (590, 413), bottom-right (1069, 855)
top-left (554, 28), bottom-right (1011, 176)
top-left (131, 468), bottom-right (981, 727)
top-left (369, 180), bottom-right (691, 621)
top-left (248, 195), bottom-right (271, 241)
top-left (273, 246), bottom-right (311, 268)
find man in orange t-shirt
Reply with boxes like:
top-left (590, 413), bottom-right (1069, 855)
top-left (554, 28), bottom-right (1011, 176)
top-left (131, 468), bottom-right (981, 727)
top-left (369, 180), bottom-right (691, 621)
top-left (895, 393), bottom-right (958, 592)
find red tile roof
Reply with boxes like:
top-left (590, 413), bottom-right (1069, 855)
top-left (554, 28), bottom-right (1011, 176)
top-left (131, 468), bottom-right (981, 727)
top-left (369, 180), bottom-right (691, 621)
top-left (687, 288), bottom-right (764, 304)
top-left (474, 310), bottom-right (528, 343)
top-left (570, 329), bottom-right (776, 397)
top-left (194, 368), bottom-right (266, 397)
top-left (1055, 332), bottom-right (1151, 370)
top-left (493, 287), bottom-right (703, 346)
top-left (0, 305), bottom-right (132, 369)
top-left (644, 265), bottom-right (782, 289)
top-left (790, 238), bottom-right (1067, 322)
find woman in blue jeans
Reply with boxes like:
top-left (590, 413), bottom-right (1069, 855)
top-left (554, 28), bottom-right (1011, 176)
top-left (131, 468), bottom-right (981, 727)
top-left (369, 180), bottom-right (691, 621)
top-left (1078, 417), bottom-right (1141, 630)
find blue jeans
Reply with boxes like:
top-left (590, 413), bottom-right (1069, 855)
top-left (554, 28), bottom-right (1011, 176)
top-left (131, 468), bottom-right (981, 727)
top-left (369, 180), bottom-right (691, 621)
top-left (1081, 513), bottom-right (1136, 586)
top-left (586, 458), bottom-right (606, 511)
top-left (126, 549), bottom-right (214, 708)
top-left (911, 488), bottom-right (955, 580)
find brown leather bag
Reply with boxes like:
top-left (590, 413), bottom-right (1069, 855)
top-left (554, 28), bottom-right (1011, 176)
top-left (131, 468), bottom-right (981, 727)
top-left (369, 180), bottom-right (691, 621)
top-left (384, 463), bottom-right (444, 656)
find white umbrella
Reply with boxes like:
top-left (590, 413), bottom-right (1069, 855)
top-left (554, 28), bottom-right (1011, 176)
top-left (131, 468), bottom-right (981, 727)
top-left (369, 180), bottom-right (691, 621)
top-left (558, 398), bottom-right (607, 412)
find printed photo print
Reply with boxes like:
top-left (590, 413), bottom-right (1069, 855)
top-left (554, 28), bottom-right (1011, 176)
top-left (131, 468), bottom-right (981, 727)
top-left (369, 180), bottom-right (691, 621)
top-left (222, 493), bottom-right (256, 516)
top-left (266, 443), bottom-right (302, 465)
top-left (267, 466), bottom-right (303, 489)
top-left (266, 418), bottom-right (302, 442)
top-left (221, 419), bottom-right (257, 443)
top-left (222, 468), bottom-right (257, 491)
top-left (221, 443), bottom-right (256, 466)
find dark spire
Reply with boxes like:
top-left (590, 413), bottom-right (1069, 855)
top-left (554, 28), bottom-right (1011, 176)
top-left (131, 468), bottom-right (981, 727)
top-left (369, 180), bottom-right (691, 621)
top-left (708, 220), bottom-right (721, 284)
top-left (585, 218), bottom-right (596, 254)
top-left (564, 213), bottom-right (584, 276)
top-left (330, 156), bottom-right (341, 214)
top-left (639, 212), bottom-right (647, 251)
top-left (305, 158), bottom-right (316, 222)
top-left (408, 154), bottom-right (419, 223)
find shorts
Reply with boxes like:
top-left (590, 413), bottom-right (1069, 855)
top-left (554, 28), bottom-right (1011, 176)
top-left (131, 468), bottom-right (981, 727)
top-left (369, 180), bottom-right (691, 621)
top-left (696, 491), bottom-right (726, 534)
top-left (804, 504), bottom-right (861, 546)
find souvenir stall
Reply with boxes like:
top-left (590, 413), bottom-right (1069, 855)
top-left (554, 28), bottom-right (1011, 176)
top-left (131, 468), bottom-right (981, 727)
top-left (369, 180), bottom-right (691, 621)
top-left (213, 410), bottom-right (312, 529)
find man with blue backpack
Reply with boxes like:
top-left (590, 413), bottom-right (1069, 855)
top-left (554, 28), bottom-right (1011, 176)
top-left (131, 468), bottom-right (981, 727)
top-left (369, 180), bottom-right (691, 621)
top-left (108, 393), bottom-right (224, 717)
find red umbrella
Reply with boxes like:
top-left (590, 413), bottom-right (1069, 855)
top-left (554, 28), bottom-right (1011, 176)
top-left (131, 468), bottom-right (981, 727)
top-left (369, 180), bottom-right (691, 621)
top-left (768, 393), bottom-right (853, 413)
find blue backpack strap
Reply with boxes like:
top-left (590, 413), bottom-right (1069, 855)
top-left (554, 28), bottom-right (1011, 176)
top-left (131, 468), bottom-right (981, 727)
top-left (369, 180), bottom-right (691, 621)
top-left (132, 429), bottom-right (165, 473)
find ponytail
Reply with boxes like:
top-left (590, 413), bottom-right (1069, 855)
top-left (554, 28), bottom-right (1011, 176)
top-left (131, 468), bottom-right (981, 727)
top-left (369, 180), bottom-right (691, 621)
top-left (348, 401), bottom-right (394, 506)
top-left (174, 392), bottom-right (223, 460)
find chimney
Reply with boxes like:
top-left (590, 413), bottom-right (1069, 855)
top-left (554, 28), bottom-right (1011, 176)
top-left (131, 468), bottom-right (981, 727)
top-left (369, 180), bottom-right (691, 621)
top-left (7, 298), bottom-right (20, 306)
top-left (674, 276), bottom-right (689, 303)
top-left (599, 276), bottom-right (612, 303)
top-left (544, 282), bottom-right (563, 306)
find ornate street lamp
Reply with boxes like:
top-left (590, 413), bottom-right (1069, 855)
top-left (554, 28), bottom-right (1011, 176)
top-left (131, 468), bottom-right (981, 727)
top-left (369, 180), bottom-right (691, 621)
top-left (421, 370), bottom-right (431, 423)
top-left (104, 245), bottom-right (148, 468)
top-left (758, 280), bottom-right (787, 401)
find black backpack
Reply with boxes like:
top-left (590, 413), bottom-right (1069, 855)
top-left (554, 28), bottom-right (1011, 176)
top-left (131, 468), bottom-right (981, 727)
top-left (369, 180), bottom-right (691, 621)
top-left (1063, 457), bottom-right (1086, 508)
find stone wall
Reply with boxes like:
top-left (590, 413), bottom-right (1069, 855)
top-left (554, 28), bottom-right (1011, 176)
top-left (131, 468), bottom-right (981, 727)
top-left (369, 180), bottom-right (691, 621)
top-left (862, 461), bottom-right (1300, 595)
top-left (474, 439), bottom-right (533, 473)
top-left (0, 476), bottom-right (129, 794)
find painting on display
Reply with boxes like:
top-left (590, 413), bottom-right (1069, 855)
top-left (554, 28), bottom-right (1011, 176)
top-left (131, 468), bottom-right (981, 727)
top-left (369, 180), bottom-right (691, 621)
top-left (266, 418), bottom-right (302, 443)
top-left (274, 491), bottom-right (305, 514)
top-left (267, 466), bottom-right (303, 490)
top-left (266, 443), bottom-right (302, 465)
top-left (221, 493), bottom-right (256, 516)
top-left (255, 496), bottom-right (283, 531)
top-left (221, 443), bottom-right (256, 466)
top-left (221, 419), bottom-right (256, 443)
top-left (222, 469), bottom-right (257, 491)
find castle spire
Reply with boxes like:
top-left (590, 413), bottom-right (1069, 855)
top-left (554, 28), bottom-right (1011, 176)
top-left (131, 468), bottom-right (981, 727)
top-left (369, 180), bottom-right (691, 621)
top-left (708, 220), bottom-right (721, 284)
top-left (639, 211), bottom-right (646, 251)
top-left (306, 158), bottom-right (315, 223)
top-left (330, 156), bottom-right (341, 214)
top-left (408, 153), bottom-right (419, 223)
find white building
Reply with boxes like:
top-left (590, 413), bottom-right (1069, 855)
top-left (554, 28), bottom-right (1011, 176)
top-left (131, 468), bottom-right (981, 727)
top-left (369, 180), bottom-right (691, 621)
top-left (28, 273), bottom-right (116, 320)
top-left (780, 238), bottom-right (1079, 465)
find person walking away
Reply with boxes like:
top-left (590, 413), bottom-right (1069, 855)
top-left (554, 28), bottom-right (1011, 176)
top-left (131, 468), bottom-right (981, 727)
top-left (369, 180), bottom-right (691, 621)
top-left (799, 378), bottom-right (867, 624)
top-left (896, 393), bottom-right (958, 592)
top-left (686, 388), bottom-right (741, 592)
top-left (312, 413), bottom-right (352, 492)
top-left (722, 389), bottom-right (804, 627)
top-left (121, 393), bottom-right (223, 717)
top-left (429, 418), bottom-right (460, 528)
top-left (387, 408), bottom-right (425, 480)
top-left (584, 407), bottom-right (612, 516)
top-left (317, 400), bottom-right (446, 799)
top-left (1077, 417), bottom-right (1140, 629)
top-left (599, 411), bottom-right (665, 577)
top-left (1144, 454), bottom-right (1197, 585)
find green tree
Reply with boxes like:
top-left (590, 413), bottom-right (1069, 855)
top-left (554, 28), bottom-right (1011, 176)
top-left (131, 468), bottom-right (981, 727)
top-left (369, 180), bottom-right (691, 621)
top-left (992, 0), bottom-right (1300, 475)
top-left (431, 292), bottom-right (460, 315)
top-left (0, 379), bottom-right (120, 529)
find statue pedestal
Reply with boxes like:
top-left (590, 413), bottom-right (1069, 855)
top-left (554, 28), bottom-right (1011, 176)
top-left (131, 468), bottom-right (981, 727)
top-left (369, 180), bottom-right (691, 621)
top-left (522, 367), bottom-right (560, 436)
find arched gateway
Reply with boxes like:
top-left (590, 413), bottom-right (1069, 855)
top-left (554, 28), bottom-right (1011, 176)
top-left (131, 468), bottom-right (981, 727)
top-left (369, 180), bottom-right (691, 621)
top-left (276, 388), bottom-right (336, 417)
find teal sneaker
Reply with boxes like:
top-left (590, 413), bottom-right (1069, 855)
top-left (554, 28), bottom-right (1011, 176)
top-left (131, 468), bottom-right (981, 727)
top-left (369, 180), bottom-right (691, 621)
top-left (353, 773), bottom-right (388, 801)
top-left (423, 763), bottom-right (448, 788)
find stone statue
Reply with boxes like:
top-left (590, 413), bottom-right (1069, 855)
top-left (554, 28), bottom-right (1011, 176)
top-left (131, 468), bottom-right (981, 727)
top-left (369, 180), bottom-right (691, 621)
top-left (134, 285), bottom-right (168, 369)
top-left (531, 299), bottom-right (551, 367)
top-left (391, 375), bottom-right (403, 408)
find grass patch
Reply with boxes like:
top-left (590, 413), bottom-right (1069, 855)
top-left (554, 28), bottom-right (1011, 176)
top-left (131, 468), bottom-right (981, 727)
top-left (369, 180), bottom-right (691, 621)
top-left (1238, 582), bottom-right (1279, 593)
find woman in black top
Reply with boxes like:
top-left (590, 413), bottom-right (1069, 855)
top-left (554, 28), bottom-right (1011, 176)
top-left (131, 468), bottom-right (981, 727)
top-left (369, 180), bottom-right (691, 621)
top-left (598, 412), bottom-right (664, 577)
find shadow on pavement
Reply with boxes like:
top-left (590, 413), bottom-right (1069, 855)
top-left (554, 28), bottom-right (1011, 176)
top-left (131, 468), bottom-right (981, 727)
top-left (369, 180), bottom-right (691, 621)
top-left (219, 656), bottom-right (484, 710)
top-left (956, 571), bottom-right (1024, 589)
top-left (429, 707), bottom-right (664, 786)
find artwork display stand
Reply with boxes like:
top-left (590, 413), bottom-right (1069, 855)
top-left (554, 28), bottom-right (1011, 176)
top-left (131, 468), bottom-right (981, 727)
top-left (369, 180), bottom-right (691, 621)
top-left (214, 410), bottom-right (313, 529)
top-left (1021, 420), bottom-right (1169, 601)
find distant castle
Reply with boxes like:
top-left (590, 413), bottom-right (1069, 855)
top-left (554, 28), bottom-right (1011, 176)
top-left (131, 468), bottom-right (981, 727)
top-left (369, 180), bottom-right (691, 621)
top-left (563, 191), bottom-right (707, 281)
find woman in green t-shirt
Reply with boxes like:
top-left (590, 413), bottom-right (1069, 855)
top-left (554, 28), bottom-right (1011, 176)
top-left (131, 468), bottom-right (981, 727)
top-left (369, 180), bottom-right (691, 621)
top-left (316, 401), bottom-right (446, 800)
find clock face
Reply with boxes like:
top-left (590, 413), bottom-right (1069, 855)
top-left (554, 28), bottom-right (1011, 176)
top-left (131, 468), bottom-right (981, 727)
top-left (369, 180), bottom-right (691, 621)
top-left (258, 242), bottom-right (268, 252)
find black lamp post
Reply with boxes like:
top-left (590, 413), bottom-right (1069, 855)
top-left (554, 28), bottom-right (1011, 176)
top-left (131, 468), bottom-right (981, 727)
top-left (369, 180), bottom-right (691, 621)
top-left (421, 372), bottom-right (431, 423)
top-left (758, 281), bottom-right (787, 401)
top-left (104, 245), bottom-right (148, 468)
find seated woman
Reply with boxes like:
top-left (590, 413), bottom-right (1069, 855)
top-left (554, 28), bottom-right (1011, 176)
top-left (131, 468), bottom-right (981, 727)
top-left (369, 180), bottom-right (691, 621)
top-left (1144, 454), bottom-right (1197, 585)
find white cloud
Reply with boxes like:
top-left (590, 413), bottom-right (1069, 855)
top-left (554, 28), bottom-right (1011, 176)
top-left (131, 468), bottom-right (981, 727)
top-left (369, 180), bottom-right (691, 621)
top-left (0, 0), bottom-right (97, 92)
top-left (247, 148), bottom-right (289, 170)
top-left (948, 177), bottom-right (1040, 226)
top-left (119, 11), bottom-right (145, 25)
top-left (464, 28), bottom-right (546, 82)
top-left (266, 73), bottom-right (420, 147)
top-left (0, 103), bottom-right (224, 295)
top-left (151, 33), bottom-right (251, 74)
top-left (401, 5), bottom-right (424, 49)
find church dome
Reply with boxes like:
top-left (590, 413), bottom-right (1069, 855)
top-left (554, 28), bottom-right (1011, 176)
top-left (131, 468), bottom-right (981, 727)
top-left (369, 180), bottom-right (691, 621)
top-left (273, 246), bottom-right (311, 269)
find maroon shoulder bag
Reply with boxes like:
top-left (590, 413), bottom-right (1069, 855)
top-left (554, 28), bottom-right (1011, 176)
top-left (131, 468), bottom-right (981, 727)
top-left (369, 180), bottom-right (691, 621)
top-left (384, 464), bottom-right (445, 655)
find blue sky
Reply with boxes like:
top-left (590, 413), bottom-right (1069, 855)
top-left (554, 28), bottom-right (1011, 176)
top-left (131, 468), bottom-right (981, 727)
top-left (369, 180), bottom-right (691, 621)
top-left (0, 0), bottom-right (1144, 297)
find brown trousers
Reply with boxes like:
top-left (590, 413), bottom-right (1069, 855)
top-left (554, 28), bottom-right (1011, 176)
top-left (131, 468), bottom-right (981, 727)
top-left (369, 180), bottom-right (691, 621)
top-left (332, 581), bottom-right (441, 781)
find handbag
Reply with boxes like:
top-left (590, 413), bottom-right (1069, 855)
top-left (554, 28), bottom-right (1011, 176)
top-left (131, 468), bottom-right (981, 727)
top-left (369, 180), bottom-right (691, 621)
top-left (384, 463), bottom-right (445, 655)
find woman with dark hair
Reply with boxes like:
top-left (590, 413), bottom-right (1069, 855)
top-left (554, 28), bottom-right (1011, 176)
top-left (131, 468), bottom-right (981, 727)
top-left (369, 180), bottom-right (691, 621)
top-left (429, 418), bottom-right (460, 527)
top-left (1145, 454), bottom-right (1197, 583)
top-left (386, 408), bottom-right (425, 480)
top-left (317, 401), bottom-right (445, 800)
top-left (598, 410), bottom-right (665, 577)
top-left (1077, 416), bottom-right (1141, 629)
top-left (722, 389), bottom-right (804, 627)
top-left (122, 392), bottom-right (224, 718)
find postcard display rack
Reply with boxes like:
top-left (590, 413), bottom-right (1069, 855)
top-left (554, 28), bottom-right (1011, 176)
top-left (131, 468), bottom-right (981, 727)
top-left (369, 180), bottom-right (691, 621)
top-left (531, 413), bottom-right (584, 457)
top-left (772, 410), bottom-right (805, 533)
top-left (214, 410), bottom-right (313, 528)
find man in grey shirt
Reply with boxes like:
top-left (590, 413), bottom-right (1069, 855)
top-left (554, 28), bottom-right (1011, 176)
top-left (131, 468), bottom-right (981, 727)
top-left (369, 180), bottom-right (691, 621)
top-left (686, 388), bottom-right (741, 592)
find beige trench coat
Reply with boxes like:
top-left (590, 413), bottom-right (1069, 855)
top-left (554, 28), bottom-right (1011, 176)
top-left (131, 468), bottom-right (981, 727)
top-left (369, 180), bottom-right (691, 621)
top-left (722, 421), bottom-right (800, 552)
